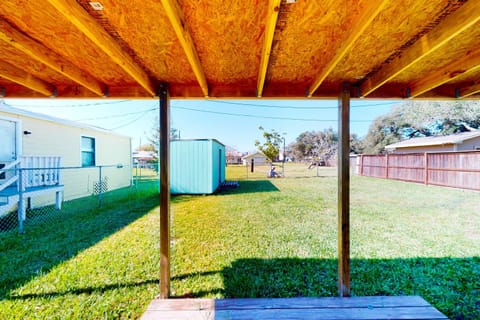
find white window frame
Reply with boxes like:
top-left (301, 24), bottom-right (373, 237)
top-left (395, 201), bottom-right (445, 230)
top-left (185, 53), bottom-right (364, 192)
top-left (81, 136), bottom-right (96, 167)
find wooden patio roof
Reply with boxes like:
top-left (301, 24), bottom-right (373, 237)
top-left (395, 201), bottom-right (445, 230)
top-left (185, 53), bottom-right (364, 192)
top-left (2, 0), bottom-right (477, 306)
top-left (0, 0), bottom-right (479, 100)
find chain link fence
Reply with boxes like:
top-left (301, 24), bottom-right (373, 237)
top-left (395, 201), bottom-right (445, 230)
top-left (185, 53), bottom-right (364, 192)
top-left (227, 162), bottom-right (338, 180)
top-left (0, 164), bottom-right (157, 234)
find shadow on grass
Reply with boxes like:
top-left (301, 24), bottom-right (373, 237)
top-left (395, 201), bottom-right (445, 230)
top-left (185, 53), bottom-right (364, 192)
top-left (170, 180), bottom-right (279, 202)
top-left (172, 257), bottom-right (479, 319)
top-left (216, 180), bottom-right (279, 195)
top-left (7, 279), bottom-right (159, 300)
top-left (0, 181), bottom-right (159, 301)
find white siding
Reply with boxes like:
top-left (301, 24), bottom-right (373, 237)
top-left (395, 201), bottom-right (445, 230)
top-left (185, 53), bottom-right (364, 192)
top-left (0, 109), bottom-right (131, 202)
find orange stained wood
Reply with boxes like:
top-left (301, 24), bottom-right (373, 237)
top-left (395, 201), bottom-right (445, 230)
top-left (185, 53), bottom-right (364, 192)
top-left (0, 60), bottom-right (54, 96)
top-left (0, 18), bottom-right (105, 97)
top-left (409, 47), bottom-right (480, 98)
top-left (256, 0), bottom-right (282, 98)
top-left (161, 0), bottom-right (209, 97)
top-left (45, 0), bottom-right (156, 96)
top-left (360, 0), bottom-right (480, 97)
top-left (307, 0), bottom-right (389, 97)
top-left (460, 82), bottom-right (480, 99)
top-left (0, 1), bottom-right (478, 99)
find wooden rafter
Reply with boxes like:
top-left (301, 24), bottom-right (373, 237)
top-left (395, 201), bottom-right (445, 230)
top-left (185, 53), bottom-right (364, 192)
top-left (409, 48), bottom-right (480, 98)
top-left (459, 81), bottom-right (480, 99)
top-left (161, 0), bottom-right (209, 97)
top-left (256, 0), bottom-right (281, 98)
top-left (0, 59), bottom-right (54, 96)
top-left (46, 0), bottom-right (156, 96)
top-left (307, 0), bottom-right (389, 98)
top-left (361, 0), bottom-right (480, 97)
top-left (0, 18), bottom-right (106, 97)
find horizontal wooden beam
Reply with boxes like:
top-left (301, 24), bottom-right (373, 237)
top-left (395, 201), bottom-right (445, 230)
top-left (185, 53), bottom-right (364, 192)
top-left (361, 0), bottom-right (480, 97)
top-left (409, 48), bottom-right (480, 98)
top-left (458, 82), bottom-right (480, 99)
top-left (0, 18), bottom-right (106, 97)
top-left (161, 0), bottom-right (209, 97)
top-left (0, 60), bottom-right (54, 96)
top-left (46, 0), bottom-right (156, 96)
top-left (307, 0), bottom-right (389, 97)
top-left (256, 0), bottom-right (281, 98)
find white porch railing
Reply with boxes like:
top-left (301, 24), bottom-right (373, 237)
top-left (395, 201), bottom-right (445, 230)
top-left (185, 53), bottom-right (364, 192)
top-left (20, 156), bottom-right (62, 188)
top-left (0, 159), bottom-right (21, 192)
top-left (0, 156), bottom-right (63, 233)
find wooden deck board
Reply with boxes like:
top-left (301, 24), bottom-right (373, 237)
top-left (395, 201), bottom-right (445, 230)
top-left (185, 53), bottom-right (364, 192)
top-left (141, 296), bottom-right (448, 320)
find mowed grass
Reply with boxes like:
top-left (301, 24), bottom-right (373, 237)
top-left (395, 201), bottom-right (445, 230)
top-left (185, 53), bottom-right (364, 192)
top-left (0, 164), bottom-right (478, 319)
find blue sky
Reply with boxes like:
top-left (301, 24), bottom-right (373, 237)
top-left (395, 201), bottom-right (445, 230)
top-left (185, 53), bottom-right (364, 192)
top-left (4, 98), bottom-right (401, 152)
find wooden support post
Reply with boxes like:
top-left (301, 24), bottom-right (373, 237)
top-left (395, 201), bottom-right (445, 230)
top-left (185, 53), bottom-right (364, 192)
top-left (338, 82), bottom-right (351, 297)
top-left (159, 83), bottom-right (171, 299)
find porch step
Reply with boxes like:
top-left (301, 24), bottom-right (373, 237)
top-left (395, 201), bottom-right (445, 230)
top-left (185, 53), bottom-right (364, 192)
top-left (0, 186), bottom-right (18, 198)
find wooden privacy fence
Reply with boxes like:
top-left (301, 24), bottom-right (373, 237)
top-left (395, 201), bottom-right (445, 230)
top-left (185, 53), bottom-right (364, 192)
top-left (355, 151), bottom-right (480, 191)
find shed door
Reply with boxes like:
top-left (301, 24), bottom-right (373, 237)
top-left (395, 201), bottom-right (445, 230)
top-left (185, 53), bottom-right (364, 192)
top-left (0, 119), bottom-right (16, 162)
top-left (218, 149), bottom-right (222, 184)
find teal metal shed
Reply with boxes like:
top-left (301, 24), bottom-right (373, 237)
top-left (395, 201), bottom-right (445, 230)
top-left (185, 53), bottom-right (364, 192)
top-left (170, 139), bottom-right (226, 194)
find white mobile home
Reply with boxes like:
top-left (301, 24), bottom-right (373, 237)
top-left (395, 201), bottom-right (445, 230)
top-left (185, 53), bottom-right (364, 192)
top-left (0, 102), bottom-right (131, 213)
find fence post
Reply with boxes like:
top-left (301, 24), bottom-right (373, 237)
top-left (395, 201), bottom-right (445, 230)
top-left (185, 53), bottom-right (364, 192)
top-left (424, 152), bottom-right (429, 185)
top-left (17, 168), bottom-right (25, 234)
top-left (385, 154), bottom-right (389, 179)
top-left (98, 166), bottom-right (103, 206)
top-left (135, 163), bottom-right (139, 189)
top-left (360, 155), bottom-right (364, 176)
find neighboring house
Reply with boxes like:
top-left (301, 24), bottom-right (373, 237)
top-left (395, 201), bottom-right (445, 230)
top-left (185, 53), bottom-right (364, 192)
top-left (170, 139), bottom-right (225, 194)
top-left (0, 102), bottom-right (132, 215)
top-left (385, 131), bottom-right (480, 154)
top-left (226, 150), bottom-right (244, 165)
top-left (133, 150), bottom-right (157, 168)
top-left (242, 152), bottom-right (269, 165)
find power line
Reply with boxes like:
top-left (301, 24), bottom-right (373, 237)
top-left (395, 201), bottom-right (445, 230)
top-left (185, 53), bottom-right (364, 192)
top-left (172, 105), bottom-right (373, 122)
top-left (75, 106), bottom-right (157, 121)
top-left (206, 99), bottom-right (400, 110)
top-left (7, 99), bottom-right (133, 108)
top-left (108, 111), bottom-right (153, 130)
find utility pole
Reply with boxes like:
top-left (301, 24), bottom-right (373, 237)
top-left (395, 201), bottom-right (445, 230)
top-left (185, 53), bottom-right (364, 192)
top-left (282, 137), bottom-right (285, 177)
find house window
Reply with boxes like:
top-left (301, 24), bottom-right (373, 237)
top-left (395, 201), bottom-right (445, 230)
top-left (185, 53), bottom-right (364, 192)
top-left (475, 146), bottom-right (480, 151)
top-left (81, 136), bottom-right (95, 167)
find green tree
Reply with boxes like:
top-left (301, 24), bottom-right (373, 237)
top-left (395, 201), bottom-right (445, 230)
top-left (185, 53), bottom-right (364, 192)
top-left (148, 116), bottom-right (180, 151)
top-left (362, 101), bottom-right (480, 154)
top-left (254, 127), bottom-right (283, 162)
top-left (136, 144), bottom-right (156, 152)
top-left (290, 128), bottom-right (339, 162)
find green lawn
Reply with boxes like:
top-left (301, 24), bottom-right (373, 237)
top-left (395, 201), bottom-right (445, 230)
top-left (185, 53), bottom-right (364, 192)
top-left (0, 164), bottom-right (478, 319)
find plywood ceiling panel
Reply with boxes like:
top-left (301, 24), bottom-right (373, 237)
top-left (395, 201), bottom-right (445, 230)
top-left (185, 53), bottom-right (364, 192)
top-left (0, 0), bottom-right (477, 99)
